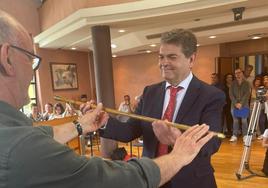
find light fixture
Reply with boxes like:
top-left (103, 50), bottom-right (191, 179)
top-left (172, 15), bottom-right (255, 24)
top-left (196, 44), bottom-right (200, 47)
top-left (111, 44), bottom-right (117, 48)
top-left (118, 29), bottom-right (126, 33)
top-left (150, 44), bottom-right (157, 47)
top-left (209, 36), bottom-right (216, 39)
top-left (252, 36), bottom-right (261, 40)
top-left (146, 50), bottom-right (152, 53)
top-left (248, 33), bottom-right (265, 40)
top-left (71, 47), bottom-right (76, 50)
top-left (112, 54), bottom-right (117, 58)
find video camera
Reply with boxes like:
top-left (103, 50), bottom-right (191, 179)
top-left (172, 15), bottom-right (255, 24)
top-left (256, 86), bottom-right (267, 102)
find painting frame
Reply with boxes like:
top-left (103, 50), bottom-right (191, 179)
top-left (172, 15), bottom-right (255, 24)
top-left (50, 63), bottom-right (79, 90)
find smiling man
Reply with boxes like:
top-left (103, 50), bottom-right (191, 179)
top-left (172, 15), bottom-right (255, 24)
top-left (100, 29), bottom-right (226, 188)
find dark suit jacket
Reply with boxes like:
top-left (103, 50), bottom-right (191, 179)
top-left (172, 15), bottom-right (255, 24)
top-left (100, 76), bottom-right (226, 188)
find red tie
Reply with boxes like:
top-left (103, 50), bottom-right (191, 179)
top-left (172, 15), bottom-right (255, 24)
top-left (157, 86), bottom-right (183, 156)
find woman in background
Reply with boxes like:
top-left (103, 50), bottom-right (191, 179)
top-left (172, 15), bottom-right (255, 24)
top-left (223, 73), bottom-right (234, 137)
top-left (49, 103), bottom-right (65, 120)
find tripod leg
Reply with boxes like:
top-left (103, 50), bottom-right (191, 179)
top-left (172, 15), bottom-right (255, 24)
top-left (236, 101), bottom-right (262, 179)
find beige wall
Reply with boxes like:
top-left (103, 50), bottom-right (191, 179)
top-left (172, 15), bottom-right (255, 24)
top-left (193, 44), bottom-right (220, 84)
top-left (37, 49), bottom-right (91, 111)
top-left (112, 52), bottom-right (161, 107)
top-left (39, 0), bottom-right (139, 30)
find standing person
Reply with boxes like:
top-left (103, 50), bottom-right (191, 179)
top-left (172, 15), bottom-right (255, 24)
top-left (42, 102), bottom-right (53, 120)
top-left (229, 68), bottom-right (251, 142)
top-left (100, 29), bottom-right (226, 188)
top-left (244, 64), bottom-right (254, 88)
top-left (250, 78), bottom-right (262, 138)
top-left (258, 74), bottom-right (268, 139)
top-left (211, 73), bottom-right (223, 90)
top-left (0, 10), bottom-right (214, 188)
top-left (222, 73), bottom-right (234, 136)
top-left (262, 128), bottom-right (268, 175)
top-left (117, 94), bottom-right (133, 122)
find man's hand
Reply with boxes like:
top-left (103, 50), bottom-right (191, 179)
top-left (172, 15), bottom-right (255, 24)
top-left (79, 102), bottom-right (109, 134)
top-left (152, 120), bottom-right (181, 145)
top-left (154, 124), bottom-right (213, 186)
top-left (170, 124), bottom-right (214, 167)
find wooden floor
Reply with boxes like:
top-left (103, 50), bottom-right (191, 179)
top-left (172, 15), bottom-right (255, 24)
top-left (213, 138), bottom-right (268, 188)
top-left (85, 138), bottom-right (268, 188)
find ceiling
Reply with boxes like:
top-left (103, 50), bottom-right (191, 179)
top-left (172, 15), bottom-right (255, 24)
top-left (34, 0), bottom-right (268, 57)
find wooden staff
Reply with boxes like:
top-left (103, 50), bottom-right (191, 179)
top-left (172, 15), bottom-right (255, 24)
top-left (54, 95), bottom-right (225, 139)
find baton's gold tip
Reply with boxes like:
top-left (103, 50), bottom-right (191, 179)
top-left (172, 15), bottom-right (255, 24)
top-left (217, 133), bottom-right (226, 139)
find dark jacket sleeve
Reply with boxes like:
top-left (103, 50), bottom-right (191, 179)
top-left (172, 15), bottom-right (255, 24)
top-left (99, 117), bottom-right (142, 142)
top-left (8, 126), bottom-right (160, 188)
top-left (199, 89), bottom-right (225, 157)
top-left (99, 88), bottom-right (149, 142)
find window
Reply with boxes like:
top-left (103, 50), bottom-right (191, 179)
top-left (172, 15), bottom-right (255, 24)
top-left (21, 74), bottom-right (38, 115)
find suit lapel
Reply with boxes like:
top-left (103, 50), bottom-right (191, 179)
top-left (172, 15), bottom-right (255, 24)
top-left (153, 82), bottom-right (166, 119)
top-left (175, 76), bottom-right (201, 123)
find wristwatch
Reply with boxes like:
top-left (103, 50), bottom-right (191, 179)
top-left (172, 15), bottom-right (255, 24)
top-left (73, 120), bottom-right (83, 136)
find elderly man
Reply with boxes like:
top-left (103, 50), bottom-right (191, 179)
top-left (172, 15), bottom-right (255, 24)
top-left (0, 10), bottom-right (213, 188)
top-left (100, 29), bottom-right (225, 188)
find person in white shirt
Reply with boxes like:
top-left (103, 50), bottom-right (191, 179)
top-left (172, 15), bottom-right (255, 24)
top-left (117, 95), bottom-right (133, 122)
top-left (262, 129), bottom-right (268, 175)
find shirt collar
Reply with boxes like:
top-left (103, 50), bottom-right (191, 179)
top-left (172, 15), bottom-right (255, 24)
top-left (165, 72), bottom-right (193, 90)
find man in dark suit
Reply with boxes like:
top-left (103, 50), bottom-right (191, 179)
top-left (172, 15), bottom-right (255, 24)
top-left (100, 29), bottom-right (225, 188)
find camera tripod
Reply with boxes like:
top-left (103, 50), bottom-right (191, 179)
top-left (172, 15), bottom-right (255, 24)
top-left (236, 86), bottom-right (268, 180)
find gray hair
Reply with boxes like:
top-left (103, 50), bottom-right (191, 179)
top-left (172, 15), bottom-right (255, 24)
top-left (161, 29), bottom-right (197, 58)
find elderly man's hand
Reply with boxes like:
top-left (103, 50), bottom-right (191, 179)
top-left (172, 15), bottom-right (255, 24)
top-left (170, 124), bottom-right (213, 167)
top-left (79, 102), bottom-right (109, 134)
top-left (152, 120), bottom-right (182, 145)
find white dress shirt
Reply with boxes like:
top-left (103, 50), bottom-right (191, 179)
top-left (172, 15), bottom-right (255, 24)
top-left (162, 72), bottom-right (193, 122)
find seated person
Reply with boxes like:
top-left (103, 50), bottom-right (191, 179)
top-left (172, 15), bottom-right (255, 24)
top-left (62, 103), bottom-right (82, 117)
top-left (48, 103), bottom-right (65, 120)
top-left (27, 103), bottom-right (43, 122)
top-left (42, 103), bottom-right (53, 121)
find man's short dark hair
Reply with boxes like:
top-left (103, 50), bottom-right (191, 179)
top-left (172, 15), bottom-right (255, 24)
top-left (46, 103), bottom-right (53, 107)
top-left (160, 29), bottom-right (197, 58)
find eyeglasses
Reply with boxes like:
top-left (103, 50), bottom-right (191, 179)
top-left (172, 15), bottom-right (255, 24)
top-left (9, 45), bottom-right (41, 71)
top-left (0, 44), bottom-right (41, 71)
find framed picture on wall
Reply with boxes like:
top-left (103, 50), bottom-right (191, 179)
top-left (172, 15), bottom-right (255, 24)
top-left (50, 63), bottom-right (79, 90)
